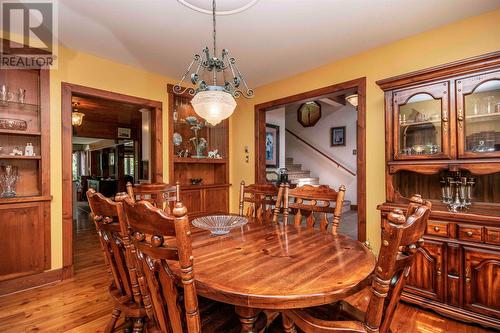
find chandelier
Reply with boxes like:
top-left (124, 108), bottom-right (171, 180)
top-left (174, 0), bottom-right (254, 126)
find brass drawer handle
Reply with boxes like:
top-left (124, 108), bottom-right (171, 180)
top-left (466, 231), bottom-right (473, 237)
top-left (433, 226), bottom-right (440, 232)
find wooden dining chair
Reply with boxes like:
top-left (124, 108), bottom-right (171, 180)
top-left (282, 195), bottom-right (432, 333)
top-left (239, 181), bottom-right (280, 223)
top-left (126, 182), bottom-right (180, 214)
top-left (276, 183), bottom-right (346, 234)
top-left (122, 197), bottom-right (241, 333)
top-left (86, 189), bottom-right (146, 333)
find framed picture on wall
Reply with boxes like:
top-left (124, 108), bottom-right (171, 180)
top-left (265, 124), bottom-right (280, 167)
top-left (331, 126), bottom-right (346, 146)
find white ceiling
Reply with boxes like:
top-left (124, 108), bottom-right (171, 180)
top-left (57, 0), bottom-right (500, 87)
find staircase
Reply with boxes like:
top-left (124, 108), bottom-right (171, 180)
top-left (285, 157), bottom-right (351, 212)
top-left (285, 157), bottom-right (319, 186)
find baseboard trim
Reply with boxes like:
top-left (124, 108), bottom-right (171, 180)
top-left (0, 268), bottom-right (63, 297)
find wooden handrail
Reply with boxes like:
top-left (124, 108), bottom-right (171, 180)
top-left (285, 128), bottom-right (356, 176)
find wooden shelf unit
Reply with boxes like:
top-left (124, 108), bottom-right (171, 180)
top-left (376, 51), bottom-right (500, 330)
top-left (167, 84), bottom-right (230, 217)
top-left (0, 41), bottom-right (51, 292)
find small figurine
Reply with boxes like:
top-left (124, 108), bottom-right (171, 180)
top-left (10, 146), bottom-right (23, 156)
top-left (207, 149), bottom-right (222, 159)
top-left (177, 149), bottom-right (190, 158)
top-left (24, 142), bottom-right (34, 156)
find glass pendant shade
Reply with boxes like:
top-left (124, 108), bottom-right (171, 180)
top-left (191, 88), bottom-right (237, 126)
top-left (72, 111), bottom-right (85, 126)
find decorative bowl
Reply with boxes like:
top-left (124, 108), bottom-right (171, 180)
top-left (0, 118), bottom-right (27, 131)
top-left (192, 215), bottom-right (248, 235)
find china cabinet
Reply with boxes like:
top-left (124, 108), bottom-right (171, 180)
top-left (0, 40), bottom-right (51, 293)
top-left (167, 84), bottom-right (229, 217)
top-left (377, 51), bottom-right (500, 330)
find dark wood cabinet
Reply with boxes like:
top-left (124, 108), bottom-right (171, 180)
top-left (377, 52), bottom-right (500, 330)
top-left (463, 247), bottom-right (500, 318)
top-left (405, 239), bottom-right (445, 302)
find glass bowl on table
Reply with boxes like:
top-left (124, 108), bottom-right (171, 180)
top-left (192, 215), bottom-right (248, 235)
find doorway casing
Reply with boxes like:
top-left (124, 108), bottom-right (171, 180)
top-left (61, 83), bottom-right (163, 278)
top-left (254, 77), bottom-right (367, 241)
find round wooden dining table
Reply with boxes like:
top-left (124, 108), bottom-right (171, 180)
top-left (181, 218), bottom-right (376, 333)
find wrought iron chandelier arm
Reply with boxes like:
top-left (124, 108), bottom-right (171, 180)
top-left (173, 54), bottom-right (201, 95)
top-left (229, 58), bottom-right (254, 98)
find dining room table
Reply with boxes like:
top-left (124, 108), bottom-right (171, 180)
top-left (172, 216), bottom-right (376, 333)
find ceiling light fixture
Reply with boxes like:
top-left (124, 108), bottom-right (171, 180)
top-left (345, 94), bottom-right (358, 109)
top-left (174, 0), bottom-right (254, 126)
top-left (72, 102), bottom-right (85, 126)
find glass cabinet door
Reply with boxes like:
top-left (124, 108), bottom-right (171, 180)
top-left (456, 71), bottom-right (500, 158)
top-left (393, 81), bottom-right (452, 160)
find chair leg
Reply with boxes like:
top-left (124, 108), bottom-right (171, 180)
top-left (132, 318), bottom-right (144, 333)
top-left (105, 307), bottom-right (121, 333)
top-left (124, 317), bottom-right (133, 333)
top-left (282, 312), bottom-right (297, 333)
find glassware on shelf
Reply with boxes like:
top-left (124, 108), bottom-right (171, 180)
top-left (0, 85), bottom-right (6, 102)
top-left (18, 89), bottom-right (26, 104)
top-left (486, 96), bottom-right (495, 114)
top-left (0, 165), bottom-right (19, 198)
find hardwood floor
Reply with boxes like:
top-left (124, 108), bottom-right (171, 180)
top-left (0, 205), bottom-right (496, 333)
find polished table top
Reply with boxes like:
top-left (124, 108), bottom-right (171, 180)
top-left (178, 219), bottom-right (376, 310)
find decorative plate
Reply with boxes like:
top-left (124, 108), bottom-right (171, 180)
top-left (173, 132), bottom-right (183, 146)
top-left (192, 215), bottom-right (248, 235)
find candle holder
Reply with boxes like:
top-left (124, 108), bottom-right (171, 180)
top-left (440, 171), bottom-right (475, 212)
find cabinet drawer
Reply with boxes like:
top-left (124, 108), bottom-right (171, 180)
top-left (485, 227), bottom-right (500, 245)
top-left (426, 220), bottom-right (449, 237)
top-left (458, 224), bottom-right (483, 243)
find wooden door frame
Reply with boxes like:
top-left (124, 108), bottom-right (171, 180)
top-left (254, 77), bottom-right (367, 241)
top-left (61, 83), bottom-right (163, 278)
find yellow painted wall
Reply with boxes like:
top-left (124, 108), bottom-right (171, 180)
top-left (6, 9), bottom-right (499, 270)
top-left (48, 48), bottom-right (176, 268)
top-left (228, 9), bottom-right (500, 252)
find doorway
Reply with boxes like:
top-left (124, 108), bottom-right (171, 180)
top-left (254, 78), bottom-right (366, 241)
top-left (61, 83), bottom-right (163, 278)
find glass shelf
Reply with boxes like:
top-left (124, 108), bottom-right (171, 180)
top-left (0, 100), bottom-right (40, 112)
top-left (463, 80), bottom-right (500, 154)
top-left (0, 155), bottom-right (40, 160)
top-left (0, 129), bottom-right (41, 136)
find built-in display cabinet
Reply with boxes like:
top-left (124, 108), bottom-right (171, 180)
top-left (377, 51), bottom-right (500, 330)
top-left (0, 41), bottom-right (51, 293)
top-left (167, 85), bottom-right (229, 217)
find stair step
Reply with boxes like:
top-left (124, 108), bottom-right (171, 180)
top-left (294, 177), bottom-right (320, 186)
top-left (288, 171), bottom-right (311, 180)
top-left (285, 164), bottom-right (302, 171)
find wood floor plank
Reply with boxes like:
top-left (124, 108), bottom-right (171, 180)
top-left (0, 206), bottom-right (496, 332)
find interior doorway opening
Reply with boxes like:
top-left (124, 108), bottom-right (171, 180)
top-left (264, 89), bottom-right (359, 238)
top-left (255, 78), bottom-right (366, 241)
top-left (61, 83), bottom-right (163, 278)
